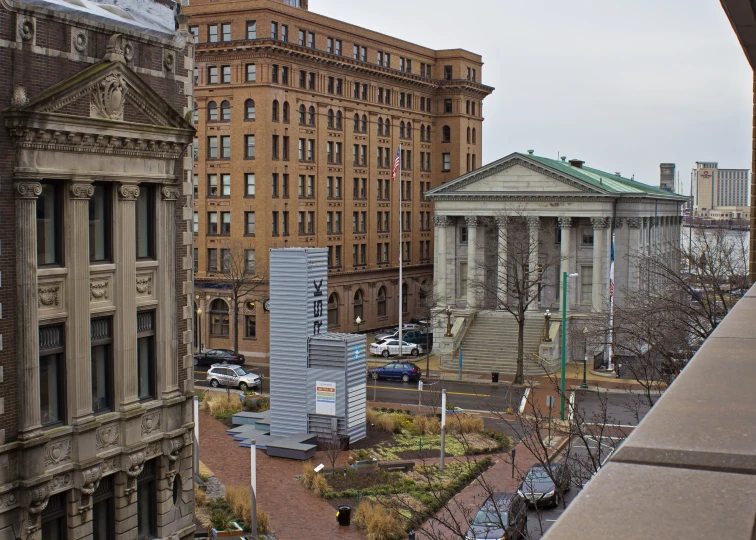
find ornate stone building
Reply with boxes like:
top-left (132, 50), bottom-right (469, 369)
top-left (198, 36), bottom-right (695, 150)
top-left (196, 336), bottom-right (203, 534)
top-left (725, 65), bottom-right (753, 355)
top-left (0, 0), bottom-right (196, 538)
top-left (427, 151), bottom-right (688, 370)
top-left (184, 0), bottom-right (493, 357)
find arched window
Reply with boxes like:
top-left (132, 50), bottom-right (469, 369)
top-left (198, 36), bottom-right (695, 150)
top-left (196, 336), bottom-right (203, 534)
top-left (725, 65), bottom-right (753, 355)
top-left (472, 102), bottom-right (477, 116)
top-left (328, 293), bottom-right (339, 327)
top-left (419, 279), bottom-right (429, 302)
top-left (245, 99), bottom-right (255, 120)
top-left (400, 121), bottom-right (405, 139)
top-left (406, 121), bottom-right (412, 137)
top-left (377, 118), bottom-right (384, 136)
top-left (299, 105), bottom-right (306, 124)
top-left (425, 125), bottom-right (431, 141)
top-left (419, 124), bottom-right (425, 142)
top-left (207, 101), bottom-right (217, 121)
top-left (221, 100), bottom-right (231, 121)
top-left (385, 118), bottom-right (390, 135)
top-left (272, 100), bottom-right (279, 122)
top-left (308, 106), bottom-right (315, 125)
top-left (283, 101), bottom-right (290, 122)
top-left (442, 125), bottom-right (451, 143)
top-left (193, 102), bottom-right (198, 123)
top-left (472, 127), bottom-right (477, 144)
top-left (209, 299), bottom-right (229, 337)
top-left (466, 100), bottom-right (470, 115)
top-left (402, 283), bottom-right (408, 313)
top-left (327, 109), bottom-right (334, 128)
top-left (354, 113), bottom-right (360, 132)
top-left (361, 114), bottom-right (367, 132)
top-left (466, 126), bottom-right (471, 144)
top-left (353, 289), bottom-right (364, 321)
top-left (377, 286), bottom-right (387, 318)
top-left (336, 111), bottom-right (343, 130)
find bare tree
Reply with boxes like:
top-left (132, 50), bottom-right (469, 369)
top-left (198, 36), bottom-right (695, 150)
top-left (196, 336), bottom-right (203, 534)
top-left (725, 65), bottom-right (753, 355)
top-left (318, 432), bottom-right (346, 476)
top-left (217, 241), bottom-right (268, 354)
top-left (474, 213), bottom-right (563, 384)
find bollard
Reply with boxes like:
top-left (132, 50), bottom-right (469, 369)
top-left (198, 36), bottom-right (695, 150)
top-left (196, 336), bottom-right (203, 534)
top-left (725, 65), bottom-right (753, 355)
top-left (408, 530), bottom-right (416, 540)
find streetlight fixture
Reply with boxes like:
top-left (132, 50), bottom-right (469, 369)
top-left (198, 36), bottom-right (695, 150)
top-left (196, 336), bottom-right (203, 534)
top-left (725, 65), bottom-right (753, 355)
top-left (543, 309), bottom-right (552, 342)
top-left (444, 305), bottom-right (453, 337)
top-left (196, 308), bottom-right (203, 354)
top-left (355, 316), bottom-right (362, 333)
top-left (560, 272), bottom-right (579, 421)
top-left (582, 326), bottom-right (589, 389)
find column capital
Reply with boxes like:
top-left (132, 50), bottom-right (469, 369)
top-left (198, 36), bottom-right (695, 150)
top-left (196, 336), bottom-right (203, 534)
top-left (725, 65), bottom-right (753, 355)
top-left (613, 217), bottom-right (624, 229)
top-left (642, 216), bottom-right (650, 227)
top-left (465, 216), bottom-right (480, 227)
top-left (495, 215), bottom-right (509, 227)
top-left (161, 185), bottom-right (181, 201)
top-left (590, 216), bottom-right (610, 229)
top-left (627, 217), bottom-right (642, 228)
top-left (69, 182), bottom-right (94, 200)
top-left (526, 216), bottom-right (540, 229)
top-left (118, 184), bottom-right (140, 201)
top-left (14, 181), bottom-right (42, 199)
top-left (433, 214), bottom-right (452, 227)
top-left (557, 217), bottom-right (572, 229)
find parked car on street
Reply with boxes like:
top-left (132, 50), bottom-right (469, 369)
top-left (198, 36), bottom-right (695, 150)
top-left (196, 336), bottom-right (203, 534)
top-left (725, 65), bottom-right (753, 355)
top-left (375, 324), bottom-right (423, 341)
top-left (465, 492), bottom-right (527, 540)
top-left (368, 362), bottom-right (422, 382)
top-left (206, 364), bottom-right (261, 391)
top-left (194, 348), bottom-right (245, 367)
top-left (374, 328), bottom-right (432, 349)
top-left (518, 463), bottom-right (571, 507)
top-left (369, 339), bottom-right (422, 357)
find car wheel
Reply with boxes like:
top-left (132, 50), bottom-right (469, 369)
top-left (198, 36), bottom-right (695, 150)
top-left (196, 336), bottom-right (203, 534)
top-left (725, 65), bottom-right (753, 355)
top-left (371, 372), bottom-right (379, 380)
top-left (240, 382), bottom-right (248, 392)
top-left (410, 348), bottom-right (419, 356)
top-left (382, 350), bottom-right (390, 358)
top-left (210, 379), bottom-right (220, 388)
top-left (194, 357), bottom-right (199, 367)
top-left (402, 374), bottom-right (410, 383)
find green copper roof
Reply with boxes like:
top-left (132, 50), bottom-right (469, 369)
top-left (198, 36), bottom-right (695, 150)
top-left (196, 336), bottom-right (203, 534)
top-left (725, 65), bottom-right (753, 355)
top-left (522, 153), bottom-right (673, 196)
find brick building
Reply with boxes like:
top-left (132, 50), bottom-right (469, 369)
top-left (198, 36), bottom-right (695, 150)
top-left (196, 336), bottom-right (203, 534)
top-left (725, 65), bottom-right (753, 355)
top-left (0, 0), bottom-right (196, 538)
top-left (185, 0), bottom-right (493, 357)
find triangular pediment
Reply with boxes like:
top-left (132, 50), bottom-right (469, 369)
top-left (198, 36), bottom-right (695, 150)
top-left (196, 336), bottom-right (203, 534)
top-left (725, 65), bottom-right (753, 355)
top-left (429, 153), bottom-right (609, 197)
top-left (8, 60), bottom-right (192, 130)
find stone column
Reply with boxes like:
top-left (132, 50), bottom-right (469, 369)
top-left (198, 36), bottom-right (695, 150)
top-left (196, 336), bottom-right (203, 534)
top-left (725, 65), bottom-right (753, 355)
top-left (557, 217), bottom-right (572, 310)
top-left (433, 215), bottom-right (451, 305)
top-left (465, 216), bottom-right (479, 307)
top-left (590, 217), bottom-right (608, 312)
top-left (158, 186), bottom-right (181, 398)
top-left (15, 181), bottom-right (43, 439)
top-left (114, 184), bottom-right (140, 411)
top-left (68, 182), bottom-right (95, 424)
top-left (495, 216), bottom-right (508, 307)
top-left (627, 217), bottom-right (642, 290)
top-left (527, 216), bottom-right (540, 311)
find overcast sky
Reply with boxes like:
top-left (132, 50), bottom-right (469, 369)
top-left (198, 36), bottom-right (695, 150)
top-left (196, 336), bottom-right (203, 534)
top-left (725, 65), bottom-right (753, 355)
top-left (312, 0), bottom-right (752, 193)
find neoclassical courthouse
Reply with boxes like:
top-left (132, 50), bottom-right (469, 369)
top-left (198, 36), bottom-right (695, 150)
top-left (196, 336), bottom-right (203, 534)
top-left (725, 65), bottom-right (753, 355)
top-left (427, 152), bottom-right (688, 371)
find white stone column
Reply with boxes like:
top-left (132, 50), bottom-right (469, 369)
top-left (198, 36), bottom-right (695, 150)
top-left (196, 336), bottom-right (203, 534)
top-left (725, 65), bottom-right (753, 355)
top-left (15, 181), bottom-right (43, 439)
top-left (68, 182), bottom-right (95, 424)
top-left (158, 186), bottom-right (181, 398)
top-left (433, 215), bottom-right (451, 305)
top-left (495, 216), bottom-right (508, 308)
top-left (558, 217), bottom-right (572, 311)
top-left (527, 216), bottom-right (540, 311)
top-left (627, 217), bottom-right (642, 290)
top-left (114, 184), bottom-right (140, 410)
top-left (590, 217), bottom-right (608, 312)
top-left (465, 216), bottom-right (480, 308)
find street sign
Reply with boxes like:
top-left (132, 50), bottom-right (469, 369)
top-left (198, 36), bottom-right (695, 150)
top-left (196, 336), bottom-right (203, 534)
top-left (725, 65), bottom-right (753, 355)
top-left (546, 395), bottom-right (555, 409)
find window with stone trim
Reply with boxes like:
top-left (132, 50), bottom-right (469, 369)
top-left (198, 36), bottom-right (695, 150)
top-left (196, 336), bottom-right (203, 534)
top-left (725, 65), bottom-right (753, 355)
top-left (136, 185), bottom-right (155, 259)
top-left (580, 266), bottom-right (593, 304)
top-left (93, 475), bottom-right (115, 540)
top-left (91, 317), bottom-right (113, 414)
top-left (210, 299), bottom-right (230, 336)
top-left (136, 311), bottom-right (156, 401)
top-left (41, 492), bottom-right (66, 539)
top-left (136, 460), bottom-right (156, 539)
top-left (89, 183), bottom-right (112, 263)
top-left (37, 181), bottom-right (63, 267)
top-left (39, 324), bottom-right (65, 427)
top-left (245, 315), bottom-right (257, 338)
top-left (377, 286), bottom-right (387, 317)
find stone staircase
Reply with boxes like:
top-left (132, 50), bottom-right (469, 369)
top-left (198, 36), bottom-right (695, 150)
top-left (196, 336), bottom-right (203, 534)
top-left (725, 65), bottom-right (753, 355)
top-left (442, 312), bottom-right (551, 375)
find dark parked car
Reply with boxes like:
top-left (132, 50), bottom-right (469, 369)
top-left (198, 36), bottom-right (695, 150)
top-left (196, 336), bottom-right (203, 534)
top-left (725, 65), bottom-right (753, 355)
top-left (375, 329), bottom-right (433, 349)
top-left (465, 492), bottom-right (527, 540)
top-left (518, 463), bottom-right (571, 507)
top-left (194, 348), bottom-right (245, 367)
top-left (368, 362), bottom-right (422, 383)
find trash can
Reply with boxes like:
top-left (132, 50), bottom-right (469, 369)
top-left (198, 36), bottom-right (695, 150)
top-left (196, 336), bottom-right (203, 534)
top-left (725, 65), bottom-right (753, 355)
top-left (336, 505), bottom-right (352, 526)
top-left (408, 530), bottom-right (417, 540)
top-left (492, 372), bottom-right (500, 383)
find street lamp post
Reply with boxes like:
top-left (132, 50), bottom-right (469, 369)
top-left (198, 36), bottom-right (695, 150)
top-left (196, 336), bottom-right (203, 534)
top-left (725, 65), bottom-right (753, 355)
top-left (560, 272), bottom-right (579, 421)
top-left (355, 316), bottom-right (362, 333)
top-left (196, 308), bottom-right (203, 354)
top-left (581, 326), bottom-right (589, 389)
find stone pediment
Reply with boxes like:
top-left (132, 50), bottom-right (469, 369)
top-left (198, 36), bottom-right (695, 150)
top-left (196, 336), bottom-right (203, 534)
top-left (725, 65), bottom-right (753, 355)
top-left (429, 153), bottom-right (608, 197)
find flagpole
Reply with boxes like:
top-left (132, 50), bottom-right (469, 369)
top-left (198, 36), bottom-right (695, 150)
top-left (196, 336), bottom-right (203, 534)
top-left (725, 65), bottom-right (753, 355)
top-left (398, 142), bottom-right (403, 357)
top-left (607, 232), bottom-right (615, 371)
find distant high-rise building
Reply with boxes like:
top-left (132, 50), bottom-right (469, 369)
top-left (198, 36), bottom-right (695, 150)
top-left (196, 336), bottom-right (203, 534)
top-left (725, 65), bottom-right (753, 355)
top-left (691, 162), bottom-right (751, 220)
top-left (660, 163), bottom-right (676, 192)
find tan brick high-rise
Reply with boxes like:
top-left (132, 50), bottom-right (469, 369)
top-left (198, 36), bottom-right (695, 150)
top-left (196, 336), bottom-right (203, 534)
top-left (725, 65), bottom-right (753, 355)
top-left (185, 0), bottom-right (493, 357)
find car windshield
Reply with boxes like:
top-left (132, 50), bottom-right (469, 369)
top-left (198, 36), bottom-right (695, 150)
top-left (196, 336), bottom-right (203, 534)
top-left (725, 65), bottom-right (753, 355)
top-left (472, 509), bottom-right (505, 527)
top-left (231, 367), bottom-right (248, 376)
top-left (526, 468), bottom-right (553, 482)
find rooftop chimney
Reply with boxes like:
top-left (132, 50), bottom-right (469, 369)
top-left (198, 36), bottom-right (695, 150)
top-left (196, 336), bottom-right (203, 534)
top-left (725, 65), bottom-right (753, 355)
top-left (568, 159), bottom-right (584, 169)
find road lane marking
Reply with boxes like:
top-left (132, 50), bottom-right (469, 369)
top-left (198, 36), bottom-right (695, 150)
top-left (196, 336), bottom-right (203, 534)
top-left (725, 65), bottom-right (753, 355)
top-left (372, 385), bottom-right (489, 397)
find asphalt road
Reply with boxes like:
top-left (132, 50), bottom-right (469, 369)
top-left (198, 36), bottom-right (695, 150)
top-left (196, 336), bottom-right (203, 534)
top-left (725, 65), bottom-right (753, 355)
top-left (573, 390), bottom-right (657, 426)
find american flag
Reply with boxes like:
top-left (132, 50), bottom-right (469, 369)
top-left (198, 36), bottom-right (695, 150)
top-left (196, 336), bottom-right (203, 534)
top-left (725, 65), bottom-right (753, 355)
top-left (609, 233), bottom-right (615, 297)
top-left (391, 148), bottom-right (401, 180)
